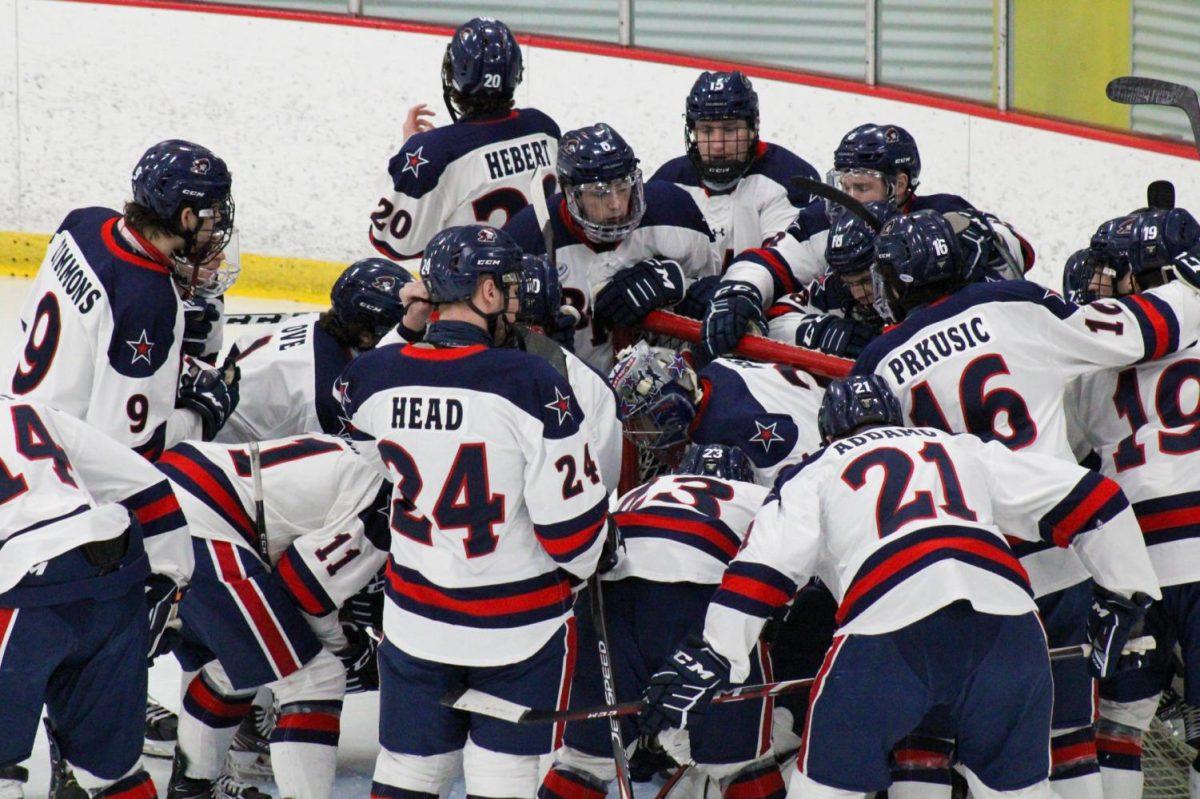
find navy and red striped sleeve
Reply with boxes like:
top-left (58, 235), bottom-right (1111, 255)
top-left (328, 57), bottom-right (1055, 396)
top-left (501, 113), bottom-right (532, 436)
top-left (737, 247), bottom-right (798, 299)
top-left (120, 479), bottom-right (186, 538)
top-left (1113, 292), bottom-right (1181, 362)
top-left (1037, 472), bottom-right (1130, 548)
top-left (711, 561), bottom-right (798, 618)
top-left (274, 546), bottom-right (338, 616)
top-left (533, 498), bottom-right (608, 565)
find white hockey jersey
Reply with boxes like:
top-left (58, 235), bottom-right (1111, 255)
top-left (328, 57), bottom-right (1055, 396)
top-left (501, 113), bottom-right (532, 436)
top-left (609, 473), bottom-right (767, 584)
top-left (368, 108), bottom-right (561, 260)
top-left (704, 426), bottom-right (1160, 681)
top-left (505, 182), bottom-right (720, 369)
top-left (690, 357), bottom-right (824, 486)
top-left (854, 279), bottom-right (1200, 597)
top-left (650, 142), bottom-right (820, 270)
top-left (337, 335), bottom-right (610, 667)
top-left (0, 397), bottom-right (192, 597)
top-left (2, 208), bottom-right (203, 459)
top-left (156, 434), bottom-right (388, 616)
top-left (1071, 342), bottom-right (1200, 588)
top-left (215, 314), bottom-right (354, 443)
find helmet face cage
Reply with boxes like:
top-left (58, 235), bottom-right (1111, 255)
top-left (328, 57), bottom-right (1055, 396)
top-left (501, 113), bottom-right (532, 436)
top-left (684, 71), bottom-right (760, 186)
top-left (817, 375), bottom-right (903, 443)
top-left (563, 171), bottom-right (646, 244)
top-left (176, 196), bottom-right (238, 298)
top-left (609, 342), bottom-right (698, 449)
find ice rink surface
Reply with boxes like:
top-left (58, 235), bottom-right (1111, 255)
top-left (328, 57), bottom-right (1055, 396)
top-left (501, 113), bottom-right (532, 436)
top-left (0, 276), bottom-right (661, 797)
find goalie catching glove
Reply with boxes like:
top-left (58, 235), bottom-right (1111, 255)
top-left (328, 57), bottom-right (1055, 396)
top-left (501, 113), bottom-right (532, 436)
top-left (593, 258), bottom-right (686, 327)
top-left (638, 635), bottom-right (730, 735)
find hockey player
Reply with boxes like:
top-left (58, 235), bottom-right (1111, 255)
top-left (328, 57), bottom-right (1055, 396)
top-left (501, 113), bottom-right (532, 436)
top-left (367, 17), bottom-right (561, 260)
top-left (216, 257), bottom-right (425, 442)
top-left (540, 444), bottom-right (786, 799)
top-left (700, 123), bottom-right (1032, 360)
top-left (650, 70), bottom-right (820, 269)
top-left (0, 397), bottom-right (192, 799)
top-left (2, 139), bottom-right (241, 457)
top-left (337, 224), bottom-right (610, 798)
top-left (852, 209), bottom-right (1200, 799)
top-left (158, 434), bottom-right (388, 799)
top-left (609, 341), bottom-right (824, 486)
top-left (504, 123), bottom-right (720, 369)
top-left (1064, 207), bottom-right (1200, 799)
top-left (639, 375), bottom-right (1161, 799)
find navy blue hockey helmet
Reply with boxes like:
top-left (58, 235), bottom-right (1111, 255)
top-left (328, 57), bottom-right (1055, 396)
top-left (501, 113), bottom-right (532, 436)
top-left (826, 201), bottom-right (900, 276)
top-left (871, 210), bottom-right (966, 323)
top-left (331, 258), bottom-right (414, 339)
top-left (1061, 248), bottom-right (1106, 305)
top-left (516, 253), bottom-right (562, 327)
top-left (557, 123), bottom-right (645, 243)
top-left (131, 139), bottom-right (235, 288)
top-left (831, 124), bottom-right (921, 202)
top-left (685, 71), bottom-right (760, 185)
top-left (1121, 208), bottom-right (1200, 282)
top-left (420, 224), bottom-right (524, 305)
top-left (817, 375), bottom-right (903, 443)
top-left (441, 17), bottom-right (523, 120)
top-left (675, 443), bottom-right (754, 483)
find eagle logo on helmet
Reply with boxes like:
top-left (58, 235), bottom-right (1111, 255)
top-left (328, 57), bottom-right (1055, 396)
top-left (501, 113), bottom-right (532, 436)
top-left (191, 157), bottom-right (211, 175)
top-left (476, 227), bottom-right (498, 244)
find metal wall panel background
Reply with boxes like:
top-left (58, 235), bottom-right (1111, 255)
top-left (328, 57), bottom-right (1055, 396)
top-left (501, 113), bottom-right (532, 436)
top-left (362, 0), bottom-right (620, 43)
top-left (877, 0), bottom-right (994, 102)
top-left (1131, 0), bottom-right (1200, 141)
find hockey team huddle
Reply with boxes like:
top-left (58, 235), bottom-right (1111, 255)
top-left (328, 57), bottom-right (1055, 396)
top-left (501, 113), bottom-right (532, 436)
top-left (3, 14), bottom-right (1200, 799)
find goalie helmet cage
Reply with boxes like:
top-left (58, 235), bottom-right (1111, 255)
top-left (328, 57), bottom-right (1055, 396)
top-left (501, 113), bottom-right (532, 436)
top-left (611, 310), bottom-right (853, 492)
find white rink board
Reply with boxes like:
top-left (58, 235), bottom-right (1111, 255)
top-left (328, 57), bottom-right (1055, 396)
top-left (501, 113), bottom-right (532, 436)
top-left (4, 0), bottom-right (1200, 290)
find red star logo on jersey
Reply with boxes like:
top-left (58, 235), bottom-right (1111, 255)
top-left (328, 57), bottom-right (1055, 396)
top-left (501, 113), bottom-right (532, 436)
top-left (544, 387), bottom-right (574, 425)
top-left (126, 329), bottom-right (155, 365)
top-left (402, 146), bottom-right (429, 178)
top-left (748, 420), bottom-right (783, 452)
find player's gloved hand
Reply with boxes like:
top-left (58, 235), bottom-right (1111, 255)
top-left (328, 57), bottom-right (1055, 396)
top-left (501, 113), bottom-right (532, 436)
top-left (182, 298), bottom-right (221, 359)
top-left (794, 313), bottom-right (878, 358)
top-left (638, 635), bottom-right (730, 736)
top-left (700, 281), bottom-right (765, 360)
top-left (548, 306), bottom-right (581, 352)
top-left (177, 357), bottom-right (240, 440)
top-left (1086, 585), bottom-right (1154, 678)
top-left (593, 259), bottom-right (686, 328)
top-left (146, 574), bottom-right (183, 662)
top-left (337, 621), bottom-right (380, 693)
top-left (597, 516), bottom-right (625, 575)
top-left (342, 570), bottom-right (385, 634)
top-left (674, 275), bottom-right (723, 320)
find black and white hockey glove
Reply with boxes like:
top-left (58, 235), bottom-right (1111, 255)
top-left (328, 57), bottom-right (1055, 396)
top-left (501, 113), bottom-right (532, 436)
top-left (1169, 242), bottom-right (1200, 293)
top-left (700, 282), bottom-right (765, 360)
top-left (638, 635), bottom-right (730, 736)
top-left (593, 259), bottom-right (686, 328)
top-left (794, 313), bottom-right (879, 358)
top-left (674, 274), bottom-right (723, 320)
top-left (177, 357), bottom-right (240, 441)
top-left (337, 622), bottom-right (380, 694)
top-left (146, 574), bottom-right (183, 662)
top-left (1087, 586), bottom-right (1153, 679)
top-left (182, 298), bottom-right (221, 360)
top-left (343, 569), bottom-right (385, 635)
top-left (597, 516), bottom-right (625, 575)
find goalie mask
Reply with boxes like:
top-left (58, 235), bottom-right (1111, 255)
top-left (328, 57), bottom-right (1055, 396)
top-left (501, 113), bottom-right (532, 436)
top-left (608, 341), bottom-right (700, 450)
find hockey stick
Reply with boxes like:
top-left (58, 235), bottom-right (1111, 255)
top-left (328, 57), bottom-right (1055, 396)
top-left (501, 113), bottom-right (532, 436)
top-left (789, 176), bottom-right (882, 231)
top-left (1106, 77), bottom-right (1200, 157)
top-left (224, 311), bottom-right (310, 326)
top-left (588, 573), bottom-right (636, 799)
top-left (248, 441), bottom-right (270, 564)
top-left (442, 637), bottom-right (1156, 725)
top-left (530, 166), bottom-right (558, 268)
top-left (1148, 180), bottom-right (1176, 210)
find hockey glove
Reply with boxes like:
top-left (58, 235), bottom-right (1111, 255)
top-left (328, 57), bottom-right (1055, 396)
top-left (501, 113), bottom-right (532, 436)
top-left (794, 313), bottom-right (879, 358)
top-left (674, 274), bottom-right (723, 320)
top-left (593, 259), bottom-right (686, 328)
top-left (1086, 585), bottom-right (1154, 679)
top-left (1168, 242), bottom-right (1200, 292)
top-left (177, 357), bottom-right (240, 441)
top-left (597, 516), bottom-right (625, 575)
top-left (337, 621), bottom-right (380, 693)
top-left (638, 635), bottom-right (731, 736)
top-left (146, 574), bottom-right (183, 662)
top-left (700, 282), bottom-right (766, 360)
top-left (549, 306), bottom-right (581, 351)
top-left (182, 298), bottom-right (221, 359)
top-left (343, 569), bottom-right (385, 634)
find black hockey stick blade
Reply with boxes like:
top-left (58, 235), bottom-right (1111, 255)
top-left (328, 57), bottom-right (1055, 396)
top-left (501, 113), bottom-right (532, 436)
top-left (1148, 180), bottom-right (1176, 210)
top-left (1107, 76), bottom-right (1200, 155)
top-left (790, 176), bottom-right (881, 231)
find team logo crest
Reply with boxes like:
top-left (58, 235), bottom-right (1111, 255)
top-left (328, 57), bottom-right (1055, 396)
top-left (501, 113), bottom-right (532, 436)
top-left (476, 227), bottom-right (498, 244)
top-left (191, 157), bottom-right (211, 175)
top-left (748, 419), bottom-right (784, 452)
top-left (402, 146), bottom-right (429, 178)
top-left (884, 127), bottom-right (900, 143)
top-left (372, 275), bottom-right (397, 294)
top-left (544, 386), bottom-right (574, 425)
top-left (126, 329), bottom-right (155, 365)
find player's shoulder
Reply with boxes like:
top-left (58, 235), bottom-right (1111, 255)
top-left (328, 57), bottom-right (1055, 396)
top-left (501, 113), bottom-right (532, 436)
top-left (785, 200), bottom-right (831, 243)
top-left (650, 155), bottom-right (699, 187)
top-left (640, 180), bottom-right (713, 236)
top-left (502, 199), bottom-right (549, 254)
top-left (768, 445), bottom-right (832, 494)
top-left (57, 206), bottom-right (121, 235)
top-left (746, 142), bottom-right (819, 189)
top-left (909, 192), bottom-right (975, 213)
